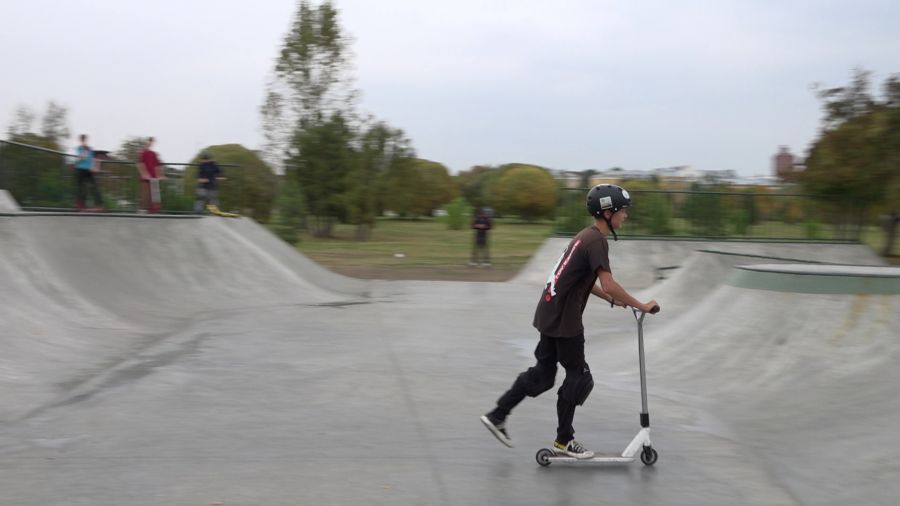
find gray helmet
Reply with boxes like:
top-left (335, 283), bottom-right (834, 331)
top-left (586, 184), bottom-right (632, 218)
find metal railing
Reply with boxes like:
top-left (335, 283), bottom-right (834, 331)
top-left (0, 139), bottom-right (240, 214)
top-left (554, 187), bottom-right (862, 242)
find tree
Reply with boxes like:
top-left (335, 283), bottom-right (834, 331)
top-left (2, 102), bottom-right (71, 207)
top-left (270, 177), bottom-right (306, 244)
top-left (286, 112), bottom-right (356, 235)
top-left (7, 106), bottom-right (36, 138)
top-left (803, 69), bottom-right (899, 243)
top-left (444, 196), bottom-right (471, 230)
top-left (456, 165), bottom-right (496, 209)
top-left (492, 164), bottom-right (558, 221)
top-left (115, 136), bottom-right (146, 162)
top-left (409, 159), bottom-right (458, 216)
top-left (40, 101), bottom-right (70, 143)
top-left (348, 122), bottom-right (415, 239)
top-left (5, 102), bottom-right (69, 148)
top-left (380, 154), bottom-right (419, 218)
top-left (261, 1), bottom-right (370, 237)
top-left (261, 0), bottom-right (355, 166)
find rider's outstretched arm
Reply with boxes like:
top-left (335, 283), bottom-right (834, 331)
top-left (597, 270), bottom-right (657, 313)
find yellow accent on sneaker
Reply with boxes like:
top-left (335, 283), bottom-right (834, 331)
top-left (553, 440), bottom-right (594, 458)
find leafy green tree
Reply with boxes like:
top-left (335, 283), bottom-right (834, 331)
top-left (40, 101), bottom-right (70, 143)
top-left (7, 102), bottom-right (69, 145)
top-left (444, 196), bottom-right (471, 230)
top-left (261, 0), bottom-right (355, 235)
top-left (287, 112), bottom-right (355, 235)
top-left (261, 1), bottom-right (420, 238)
top-left (803, 69), bottom-right (899, 243)
top-left (380, 155), bottom-right (419, 217)
top-left (270, 178), bottom-right (306, 244)
top-left (456, 165), bottom-right (495, 209)
top-left (261, 1), bottom-right (354, 159)
top-left (184, 144), bottom-right (278, 222)
top-left (115, 136), bottom-right (146, 162)
top-left (2, 103), bottom-right (71, 207)
top-left (7, 106), bottom-right (37, 138)
top-left (492, 164), bottom-right (558, 221)
top-left (409, 159), bottom-right (458, 216)
top-left (463, 165), bottom-right (510, 213)
top-left (348, 122), bottom-right (414, 239)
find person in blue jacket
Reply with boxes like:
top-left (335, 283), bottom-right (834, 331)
top-left (74, 134), bottom-right (102, 211)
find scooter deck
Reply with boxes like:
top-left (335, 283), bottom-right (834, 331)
top-left (547, 452), bottom-right (635, 464)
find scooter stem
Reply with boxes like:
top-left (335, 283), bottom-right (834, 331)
top-left (632, 308), bottom-right (649, 427)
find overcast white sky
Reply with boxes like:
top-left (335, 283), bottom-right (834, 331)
top-left (1, 0), bottom-right (898, 175)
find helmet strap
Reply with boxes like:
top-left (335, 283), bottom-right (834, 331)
top-left (603, 211), bottom-right (619, 241)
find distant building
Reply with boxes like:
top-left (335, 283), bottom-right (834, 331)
top-left (773, 146), bottom-right (803, 180)
top-left (558, 170), bottom-right (584, 188)
top-left (552, 163), bottom-right (785, 190)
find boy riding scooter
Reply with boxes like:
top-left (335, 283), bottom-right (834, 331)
top-left (481, 184), bottom-right (659, 459)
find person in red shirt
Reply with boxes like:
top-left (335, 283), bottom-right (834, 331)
top-left (136, 136), bottom-right (166, 213)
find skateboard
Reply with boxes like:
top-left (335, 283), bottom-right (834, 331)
top-left (205, 204), bottom-right (240, 218)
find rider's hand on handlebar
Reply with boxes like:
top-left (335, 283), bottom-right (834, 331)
top-left (642, 300), bottom-right (660, 314)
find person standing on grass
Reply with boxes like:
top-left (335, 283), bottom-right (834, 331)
top-left (470, 207), bottom-right (493, 267)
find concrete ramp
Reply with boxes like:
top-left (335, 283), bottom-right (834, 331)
top-left (637, 264), bottom-right (900, 505)
top-left (0, 214), bottom-right (368, 422)
top-left (0, 190), bottom-right (20, 213)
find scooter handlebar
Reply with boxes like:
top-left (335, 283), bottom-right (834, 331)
top-left (632, 305), bottom-right (661, 318)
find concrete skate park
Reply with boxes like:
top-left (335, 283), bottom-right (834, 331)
top-left (2, 193), bottom-right (899, 505)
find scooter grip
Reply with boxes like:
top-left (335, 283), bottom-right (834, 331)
top-left (649, 305), bottom-right (660, 314)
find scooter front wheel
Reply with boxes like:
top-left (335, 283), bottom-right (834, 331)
top-left (536, 448), bottom-right (553, 467)
top-left (640, 447), bottom-right (658, 466)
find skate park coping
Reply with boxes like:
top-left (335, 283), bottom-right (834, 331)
top-left (728, 263), bottom-right (900, 294)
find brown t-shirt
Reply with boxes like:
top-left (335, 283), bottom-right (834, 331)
top-left (533, 225), bottom-right (610, 337)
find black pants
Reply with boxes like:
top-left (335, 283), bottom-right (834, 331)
top-left (492, 334), bottom-right (589, 444)
top-left (75, 170), bottom-right (102, 208)
top-left (471, 233), bottom-right (489, 263)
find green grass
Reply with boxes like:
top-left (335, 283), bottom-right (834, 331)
top-left (294, 218), bottom-right (554, 279)
top-left (290, 217), bottom-right (898, 280)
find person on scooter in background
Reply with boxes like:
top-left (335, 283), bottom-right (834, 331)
top-left (193, 152), bottom-right (222, 214)
top-left (481, 184), bottom-right (659, 459)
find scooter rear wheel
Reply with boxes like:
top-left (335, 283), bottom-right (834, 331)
top-left (640, 447), bottom-right (658, 466)
top-left (536, 448), bottom-right (553, 467)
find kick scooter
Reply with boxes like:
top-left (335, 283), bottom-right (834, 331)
top-left (536, 305), bottom-right (660, 467)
